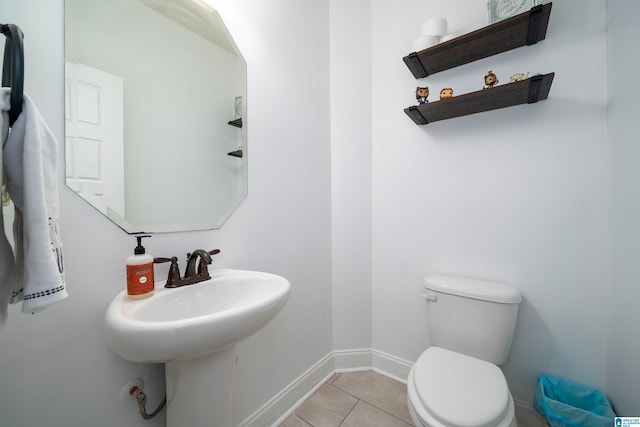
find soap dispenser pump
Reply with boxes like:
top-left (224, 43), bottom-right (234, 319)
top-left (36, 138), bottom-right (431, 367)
top-left (126, 235), bottom-right (155, 299)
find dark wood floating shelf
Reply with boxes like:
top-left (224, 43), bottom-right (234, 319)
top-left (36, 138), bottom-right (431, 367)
top-left (405, 73), bottom-right (554, 125)
top-left (403, 3), bottom-right (552, 79)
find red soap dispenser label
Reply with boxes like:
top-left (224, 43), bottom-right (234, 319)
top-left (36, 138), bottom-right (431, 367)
top-left (127, 263), bottom-right (155, 297)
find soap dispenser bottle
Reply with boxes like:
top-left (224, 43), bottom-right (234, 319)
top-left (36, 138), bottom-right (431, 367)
top-left (126, 235), bottom-right (155, 299)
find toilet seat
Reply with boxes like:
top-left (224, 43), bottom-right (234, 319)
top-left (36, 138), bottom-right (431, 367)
top-left (408, 347), bottom-right (515, 427)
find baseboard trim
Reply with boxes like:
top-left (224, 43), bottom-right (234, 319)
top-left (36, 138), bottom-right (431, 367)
top-left (371, 349), bottom-right (413, 384)
top-left (333, 348), bottom-right (372, 371)
top-left (238, 352), bottom-right (335, 427)
top-left (238, 348), bottom-right (414, 427)
top-left (239, 349), bottom-right (543, 427)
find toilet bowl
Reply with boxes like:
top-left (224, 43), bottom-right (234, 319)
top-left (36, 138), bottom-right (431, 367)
top-left (407, 274), bottom-right (522, 427)
top-left (407, 347), bottom-right (516, 427)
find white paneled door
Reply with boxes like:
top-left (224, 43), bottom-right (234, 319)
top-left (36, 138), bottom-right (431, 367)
top-left (65, 62), bottom-right (124, 217)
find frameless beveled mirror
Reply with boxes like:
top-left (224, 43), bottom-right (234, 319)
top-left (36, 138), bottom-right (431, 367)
top-left (64, 0), bottom-right (247, 233)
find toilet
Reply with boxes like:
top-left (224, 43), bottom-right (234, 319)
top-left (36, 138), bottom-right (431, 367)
top-left (407, 274), bottom-right (522, 427)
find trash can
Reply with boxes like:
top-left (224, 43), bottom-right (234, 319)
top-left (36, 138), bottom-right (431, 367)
top-left (534, 374), bottom-right (615, 427)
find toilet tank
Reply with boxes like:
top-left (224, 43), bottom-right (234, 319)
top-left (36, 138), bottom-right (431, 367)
top-left (423, 274), bottom-right (522, 365)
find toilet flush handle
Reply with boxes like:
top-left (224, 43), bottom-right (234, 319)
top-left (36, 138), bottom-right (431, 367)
top-left (421, 292), bottom-right (437, 302)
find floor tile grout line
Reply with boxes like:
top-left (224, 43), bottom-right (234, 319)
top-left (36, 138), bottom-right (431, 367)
top-left (296, 383), bottom-right (359, 427)
top-left (336, 397), bottom-right (360, 427)
top-left (284, 371), bottom-right (414, 427)
top-left (325, 381), bottom-right (407, 426)
top-left (296, 412), bottom-right (315, 427)
top-left (328, 373), bottom-right (341, 385)
top-left (327, 381), bottom-right (412, 426)
top-left (325, 383), bottom-right (362, 404)
top-left (294, 414), bottom-right (314, 427)
top-left (350, 398), bottom-right (413, 426)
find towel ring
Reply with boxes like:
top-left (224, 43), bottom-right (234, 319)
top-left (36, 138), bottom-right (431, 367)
top-left (1, 23), bottom-right (24, 126)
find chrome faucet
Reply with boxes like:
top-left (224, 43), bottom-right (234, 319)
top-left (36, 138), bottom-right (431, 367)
top-left (155, 249), bottom-right (221, 288)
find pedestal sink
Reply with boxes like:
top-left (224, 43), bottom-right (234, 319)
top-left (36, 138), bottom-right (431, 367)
top-left (104, 268), bottom-right (290, 427)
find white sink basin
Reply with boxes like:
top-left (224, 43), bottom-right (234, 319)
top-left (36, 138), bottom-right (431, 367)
top-left (104, 268), bottom-right (291, 363)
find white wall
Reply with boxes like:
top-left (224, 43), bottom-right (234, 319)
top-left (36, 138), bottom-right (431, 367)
top-left (329, 0), bottom-right (373, 354)
top-left (0, 1), bottom-right (332, 426)
top-left (606, 0), bottom-right (640, 415)
top-left (369, 0), bottom-right (609, 407)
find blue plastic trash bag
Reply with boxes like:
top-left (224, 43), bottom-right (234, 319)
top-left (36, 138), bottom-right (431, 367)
top-left (534, 374), bottom-right (615, 427)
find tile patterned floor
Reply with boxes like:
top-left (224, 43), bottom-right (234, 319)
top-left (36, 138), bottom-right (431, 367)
top-left (279, 369), bottom-right (547, 427)
top-left (280, 370), bottom-right (414, 427)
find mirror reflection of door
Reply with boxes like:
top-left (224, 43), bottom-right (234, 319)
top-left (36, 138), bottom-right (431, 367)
top-left (65, 62), bottom-right (125, 218)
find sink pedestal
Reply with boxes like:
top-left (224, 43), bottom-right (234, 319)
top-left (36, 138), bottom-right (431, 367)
top-left (165, 345), bottom-right (237, 427)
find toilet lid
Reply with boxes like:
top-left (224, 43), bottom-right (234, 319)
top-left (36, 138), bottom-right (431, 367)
top-left (413, 347), bottom-right (510, 427)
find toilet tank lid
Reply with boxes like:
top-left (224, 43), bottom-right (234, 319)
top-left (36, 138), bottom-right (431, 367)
top-left (424, 274), bottom-right (522, 304)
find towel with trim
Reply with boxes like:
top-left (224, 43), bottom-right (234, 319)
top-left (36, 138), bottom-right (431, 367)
top-left (1, 88), bottom-right (67, 329)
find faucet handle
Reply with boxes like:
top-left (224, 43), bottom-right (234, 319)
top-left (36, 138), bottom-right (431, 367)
top-left (195, 250), bottom-right (220, 278)
top-left (185, 249), bottom-right (220, 260)
top-left (154, 256), bottom-right (182, 288)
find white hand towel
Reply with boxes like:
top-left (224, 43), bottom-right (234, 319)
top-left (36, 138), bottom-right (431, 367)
top-left (0, 90), bottom-right (17, 330)
top-left (1, 88), bottom-right (67, 322)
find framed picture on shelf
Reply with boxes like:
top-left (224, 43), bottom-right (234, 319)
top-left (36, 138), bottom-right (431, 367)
top-left (488, 0), bottom-right (538, 24)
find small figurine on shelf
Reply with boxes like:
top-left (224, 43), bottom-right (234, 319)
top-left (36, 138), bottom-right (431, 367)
top-left (509, 72), bottom-right (529, 83)
top-left (416, 86), bottom-right (429, 104)
top-left (439, 88), bottom-right (454, 100)
top-left (483, 69), bottom-right (499, 89)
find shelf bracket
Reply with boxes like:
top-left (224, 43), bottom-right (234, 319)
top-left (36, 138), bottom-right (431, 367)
top-left (407, 106), bottom-right (429, 125)
top-left (407, 52), bottom-right (428, 78)
top-left (527, 4), bottom-right (544, 45)
top-left (227, 118), bottom-right (242, 128)
top-left (527, 74), bottom-right (544, 103)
